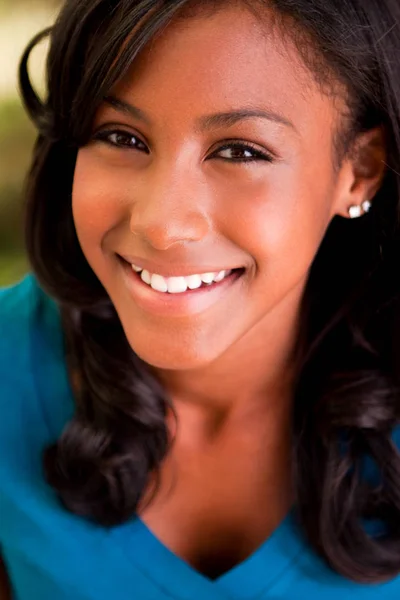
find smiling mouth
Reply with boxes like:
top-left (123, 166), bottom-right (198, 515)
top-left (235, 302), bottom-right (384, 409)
top-left (133, 266), bottom-right (245, 294)
top-left (117, 255), bottom-right (246, 317)
top-left (117, 255), bottom-right (246, 295)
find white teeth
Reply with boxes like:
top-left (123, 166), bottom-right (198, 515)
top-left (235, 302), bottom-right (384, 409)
top-left (132, 263), bottom-right (234, 293)
top-left (150, 274), bottom-right (168, 293)
top-left (167, 277), bottom-right (188, 294)
top-left (214, 270), bottom-right (226, 282)
top-left (186, 274), bottom-right (202, 290)
top-left (200, 272), bottom-right (217, 284)
top-left (140, 269), bottom-right (152, 285)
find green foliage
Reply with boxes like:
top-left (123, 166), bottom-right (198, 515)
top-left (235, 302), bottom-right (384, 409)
top-left (0, 0), bottom-right (61, 286)
top-left (0, 0), bottom-right (59, 12)
top-left (0, 98), bottom-right (36, 284)
top-left (0, 253), bottom-right (28, 287)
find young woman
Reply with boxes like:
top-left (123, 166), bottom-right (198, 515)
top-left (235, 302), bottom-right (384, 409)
top-left (1, 0), bottom-right (400, 598)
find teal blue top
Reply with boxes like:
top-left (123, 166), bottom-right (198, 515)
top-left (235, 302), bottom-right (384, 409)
top-left (1, 273), bottom-right (400, 599)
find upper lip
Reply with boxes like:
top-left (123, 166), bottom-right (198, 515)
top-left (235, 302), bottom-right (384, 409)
top-left (118, 254), bottom-right (244, 277)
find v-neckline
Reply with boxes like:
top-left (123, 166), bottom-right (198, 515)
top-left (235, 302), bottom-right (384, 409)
top-left (109, 508), bottom-right (305, 600)
top-left (35, 278), bottom-right (306, 600)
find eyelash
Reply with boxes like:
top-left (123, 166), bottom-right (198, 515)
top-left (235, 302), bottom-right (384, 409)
top-left (92, 129), bottom-right (274, 163)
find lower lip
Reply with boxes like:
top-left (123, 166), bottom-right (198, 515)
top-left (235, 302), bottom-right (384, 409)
top-left (118, 258), bottom-right (245, 317)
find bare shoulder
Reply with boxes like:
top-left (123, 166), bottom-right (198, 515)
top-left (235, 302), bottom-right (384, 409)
top-left (0, 554), bottom-right (12, 600)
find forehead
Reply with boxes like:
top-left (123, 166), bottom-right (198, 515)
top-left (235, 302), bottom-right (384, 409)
top-left (105, 4), bottom-right (341, 138)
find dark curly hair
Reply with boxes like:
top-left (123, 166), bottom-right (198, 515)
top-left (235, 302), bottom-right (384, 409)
top-left (18, 0), bottom-right (400, 584)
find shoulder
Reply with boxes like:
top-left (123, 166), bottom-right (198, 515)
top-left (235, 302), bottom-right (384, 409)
top-left (0, 273), bottom-right (38, 370)
top-left (0, 273), bottom-right (39, 328)
top-left (0, 273), bottom-right (70, 446)
top-left (0, 273), bottom-right (45, 378)
top-left (0, 272), bottom-right (41, 411)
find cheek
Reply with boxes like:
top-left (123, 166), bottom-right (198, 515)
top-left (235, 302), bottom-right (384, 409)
top-left (219, 162), bottom-right (335, 285)
top-left (72, 146), bottom-right (335, 295)
top-left (71, 150), bottom-right (127, 264)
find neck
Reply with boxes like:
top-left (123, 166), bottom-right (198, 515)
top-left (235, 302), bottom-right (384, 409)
top-left (151, 286), bottom-right (302, 445)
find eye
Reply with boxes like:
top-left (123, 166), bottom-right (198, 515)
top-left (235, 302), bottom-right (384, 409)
top-left (93, 129), bottom-right (150, 153)
top-left (211, 141), bottom-right (274, 163)
top-left (92, 130), bottom-right (274, 163)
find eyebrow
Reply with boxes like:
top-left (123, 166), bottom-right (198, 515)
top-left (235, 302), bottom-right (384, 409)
top-left (103, 95), bottom-right (296, 133)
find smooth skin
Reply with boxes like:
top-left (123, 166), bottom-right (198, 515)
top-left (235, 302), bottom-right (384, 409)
top-left (71, 4), bottom-right (386, 579)
top-left (0, 3), bottom-right (387, 590)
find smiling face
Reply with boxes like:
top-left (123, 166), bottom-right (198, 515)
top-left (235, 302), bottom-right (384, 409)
top-left (71, 4), bottom-right (377, 373)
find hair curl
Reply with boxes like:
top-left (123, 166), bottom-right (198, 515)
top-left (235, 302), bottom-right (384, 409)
top-left (19, 0), bottom-right (400, 584)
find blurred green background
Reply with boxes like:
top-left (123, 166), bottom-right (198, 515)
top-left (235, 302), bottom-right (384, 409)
top-left (0, 0), bottom-right (60, 286)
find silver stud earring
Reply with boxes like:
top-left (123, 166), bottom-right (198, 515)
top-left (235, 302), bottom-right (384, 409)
top-left (348, 200), bottom-right (372, 219)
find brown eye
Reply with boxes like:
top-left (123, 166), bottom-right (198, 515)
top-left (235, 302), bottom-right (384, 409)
top-left (94, 129), bottom-right (149, 153)
top-left (212, 142), bottom-right (273, 163)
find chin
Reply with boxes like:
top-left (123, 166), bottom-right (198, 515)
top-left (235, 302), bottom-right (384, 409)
top-left (129, 345), bottom-right (211, 371)
top-left (122, 326), bottom-right (222, 372)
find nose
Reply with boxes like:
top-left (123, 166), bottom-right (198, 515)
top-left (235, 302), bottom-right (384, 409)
top-left (129, 160), bottom-right (212, 251)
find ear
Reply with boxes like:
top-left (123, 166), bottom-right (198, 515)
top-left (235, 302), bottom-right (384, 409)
top-left (332, 126), bottom-right (387, 218)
